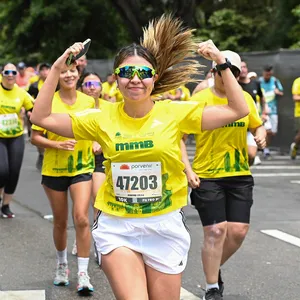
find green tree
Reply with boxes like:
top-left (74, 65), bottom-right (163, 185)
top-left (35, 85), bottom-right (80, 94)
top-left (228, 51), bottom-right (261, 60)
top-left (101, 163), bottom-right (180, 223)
top-left (289, 4), bottom-right (300, 49)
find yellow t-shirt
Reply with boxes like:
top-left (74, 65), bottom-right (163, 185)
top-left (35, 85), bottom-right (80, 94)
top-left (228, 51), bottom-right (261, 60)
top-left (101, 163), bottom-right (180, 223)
top-left (29, 75), bottom-right (39, 85)
top-left (179, 85), bottom-right (191, 101)
top-left (71, 100), bottom-right (204, 217)
top-left (292, 77), bottom-right (300, 117)
top-left (190, 88), bottom-right (262, 178)
top-left (102, 81), bottom-right (123, 102)
top-left (0, 84), bottom-right (34, 138)
top-left (32, 91), bottom-right (95, 177)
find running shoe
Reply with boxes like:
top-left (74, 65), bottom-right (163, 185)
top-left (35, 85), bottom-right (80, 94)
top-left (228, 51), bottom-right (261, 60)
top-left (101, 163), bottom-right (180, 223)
top-left (290, 142), bottom-right (297, 160)
top-left (71, 240), bottom-right (77, 256)
top-left (218, 270), bottom-right (224, 296)
top-left (77, 272), bottom-right (94, 294)
top-left (53, 263), bottom-right (69, 286)
top-left (253, 155), bottom-right (262, 165)
top-left (203, 288), bottom-right (223, 300)
top-left (1, 205), bottom-right (15, 218)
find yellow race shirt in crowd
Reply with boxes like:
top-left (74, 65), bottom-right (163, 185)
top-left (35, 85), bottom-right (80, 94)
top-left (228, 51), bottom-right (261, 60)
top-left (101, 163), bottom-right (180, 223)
top-left (102, 81), bottom-right (123, 102)
top-left (71, 100), bottom-right (204, 217)
top-left (292, 77), bottom-right (300, 117)
top-left (0, 84), bottom-right (34, 138)
top-left (32, 91), bottom-right (95, 177)
top-left (190, 88), bottom-right (262, 178)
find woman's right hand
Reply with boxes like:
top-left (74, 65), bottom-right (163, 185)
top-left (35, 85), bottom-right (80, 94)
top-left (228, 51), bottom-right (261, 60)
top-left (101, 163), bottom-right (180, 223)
top-left (197, 40), bottom-right (226, 65)
top-left (53, 42), bottom-right (84, 70)
top-left (56, 140), bottom-right (77, 151)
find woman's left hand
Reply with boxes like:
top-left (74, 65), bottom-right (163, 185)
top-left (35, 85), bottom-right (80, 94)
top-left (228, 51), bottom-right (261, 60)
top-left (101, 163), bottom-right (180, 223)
top-left (254, 134), bottom-right (266, 149)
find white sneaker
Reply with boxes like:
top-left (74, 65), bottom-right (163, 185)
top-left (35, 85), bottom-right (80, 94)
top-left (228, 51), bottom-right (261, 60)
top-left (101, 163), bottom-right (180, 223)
top-left (253, 156), bottom-right (262, 165)
top-left (71, 240), bottom-right (77, 256)
top-left (77, 272), bottom-right (94, 294)
top-left (290, 142), bottom-right (297, 160)
top-left (53, 263), bottom-right (69, 286)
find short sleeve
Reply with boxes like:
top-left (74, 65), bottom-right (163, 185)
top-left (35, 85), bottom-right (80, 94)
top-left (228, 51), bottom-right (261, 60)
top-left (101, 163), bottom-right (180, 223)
top-left (70, 109), bottom-right (101, 141)
top-left (23, 90), bottom-right (34, 111)
top-left (31, 124), bottom-right (46, 134)
top-left (245, 93), bottom-right (263, 129)
top-left (169, 101), bottom-right (204, 134)
top-left (292, 78), bottom-right (300, 95)
top-left (275, 78), bottom-right (284, 91)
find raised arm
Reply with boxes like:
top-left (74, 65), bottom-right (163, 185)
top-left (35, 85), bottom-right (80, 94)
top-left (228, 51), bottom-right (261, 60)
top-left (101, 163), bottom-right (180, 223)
top-left (30, 43), bottom-right (85, 138)
top-left (198, 40), bottom-right (249, 131)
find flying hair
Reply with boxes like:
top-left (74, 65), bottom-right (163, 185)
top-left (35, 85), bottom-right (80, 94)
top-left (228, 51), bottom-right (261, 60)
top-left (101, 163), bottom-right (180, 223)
top-left (141, 14), bottom-right (202, 95)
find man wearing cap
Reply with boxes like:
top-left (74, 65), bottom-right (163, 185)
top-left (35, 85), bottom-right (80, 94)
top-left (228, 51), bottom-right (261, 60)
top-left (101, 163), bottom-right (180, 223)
top-left (187, 50), bottom-right (266, 299)
top-left (16, 62), bottom-right (31, 89)
top-left (239, 61), bottom-right (266, 165)
top-left (259, 65), bottom-right (284, 158)
top-left (27, 63), bottom-right (51, 170)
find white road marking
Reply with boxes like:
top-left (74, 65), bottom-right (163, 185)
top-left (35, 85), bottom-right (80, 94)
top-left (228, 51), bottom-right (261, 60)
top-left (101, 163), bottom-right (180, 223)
top-left (290, 180), bottom-right (300, 184)
top-left (251, 166), bottom-right (300, 169)
top-left (253, 173), bottom-right (300, 177)
top-left (180, 288), bottom-right (201, 300)
top-left (0, 290), bottom-right (45, 300)
top-left (261, 230), bottom-right (300, 247)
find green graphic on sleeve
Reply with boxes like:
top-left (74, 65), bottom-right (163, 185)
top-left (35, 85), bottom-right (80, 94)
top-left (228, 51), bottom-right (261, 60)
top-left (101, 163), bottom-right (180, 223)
top-left (68, 155), bottom-right (74, 173)
top-left (224, 152), bottom-right (231, 172)
top-left (76, 151), bottom-right (83, 171)
top-left (234, 149), bottom-right (240, 171)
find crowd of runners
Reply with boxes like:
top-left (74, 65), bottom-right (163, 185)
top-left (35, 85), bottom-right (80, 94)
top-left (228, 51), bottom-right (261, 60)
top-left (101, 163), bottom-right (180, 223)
top-left (0, 14), bottom-right (300, 300)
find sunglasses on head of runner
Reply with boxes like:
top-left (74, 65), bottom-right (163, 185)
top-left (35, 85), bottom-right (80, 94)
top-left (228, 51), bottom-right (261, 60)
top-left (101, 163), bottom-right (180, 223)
top-left (82, 81), bottom-right (102, 88)
top-left (214, 66), bottom-right (240, 78)
top-left (3, 70), bottom-right (17, 76)
top-left (114, 66), bottom-right (156, 80)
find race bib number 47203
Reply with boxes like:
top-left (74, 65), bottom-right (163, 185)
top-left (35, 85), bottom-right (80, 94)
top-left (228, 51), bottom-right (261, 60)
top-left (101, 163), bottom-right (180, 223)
top-left (111, 162), bottom-right (162, 204)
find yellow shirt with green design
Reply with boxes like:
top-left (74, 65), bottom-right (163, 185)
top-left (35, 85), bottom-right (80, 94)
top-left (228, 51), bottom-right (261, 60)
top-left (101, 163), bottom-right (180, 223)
top-left (190, 88), bottom-right (262, 178)
top-left (0, 84), bottom-right (34, 138)
top-left (70, 100), bottom-right (204, 217)
top-left (32, 91), bottom-right (95, 177)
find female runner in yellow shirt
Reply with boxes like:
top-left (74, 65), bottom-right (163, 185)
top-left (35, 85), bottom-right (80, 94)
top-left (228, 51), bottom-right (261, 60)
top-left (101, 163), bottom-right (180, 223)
top-left (31, 15), bottom-right (249, 300)
top-left (0, 63), bottom-right (34, 218)
top-left (31, 65), bottom-right (95, 295)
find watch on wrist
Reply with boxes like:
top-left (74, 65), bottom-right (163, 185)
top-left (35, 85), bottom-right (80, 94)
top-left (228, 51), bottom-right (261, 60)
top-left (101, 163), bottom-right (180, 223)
top-left (215, 58), bottom-right (232, 71)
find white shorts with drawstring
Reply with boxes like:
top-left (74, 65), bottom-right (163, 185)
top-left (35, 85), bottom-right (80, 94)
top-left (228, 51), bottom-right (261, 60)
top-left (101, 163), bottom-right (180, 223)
top-left (92, 209), bottom-right (191, 274)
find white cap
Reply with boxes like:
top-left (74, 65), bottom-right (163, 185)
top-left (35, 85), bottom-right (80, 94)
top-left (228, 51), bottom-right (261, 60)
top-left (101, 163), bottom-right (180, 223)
top-left (212, 50), bottom-right (241, 72)
top-left (247, 71), bottom-right (257, 79)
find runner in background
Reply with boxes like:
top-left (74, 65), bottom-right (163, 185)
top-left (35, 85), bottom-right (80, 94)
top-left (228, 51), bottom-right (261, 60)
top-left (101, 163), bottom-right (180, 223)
top-left (102, 73), bottom-right (123, 102)
top-left (30, 15), bottom-right (249, 300)
top-left (239, 61), bottom-right (266, 165)
top-left (192, 69), bottom-right (214, 95)
top-left (0, 63), bottom-right (34, 218)
top-left (290, 76), bottom-right (300, 159)
top-left (71, 72), bottom-right (109, 257)
top-left (76, 54), bottom-right (88, 76)
top-left (31, 65), bottom-right (95, 295)
top-left (28, 63), bottom-right (51, 170)
top-left (189, 51), bottom-right (266, 300)
top-left (259, 65), bottom-right (284, 159)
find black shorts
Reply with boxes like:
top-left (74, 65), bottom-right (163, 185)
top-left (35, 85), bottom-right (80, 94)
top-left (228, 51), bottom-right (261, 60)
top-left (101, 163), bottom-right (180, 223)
top-left (190, 175), bottom-right (254, 226)
top-left (94, 154), bottom-right (105, 174)
top-left (42, 173), bottom-right (92, 192)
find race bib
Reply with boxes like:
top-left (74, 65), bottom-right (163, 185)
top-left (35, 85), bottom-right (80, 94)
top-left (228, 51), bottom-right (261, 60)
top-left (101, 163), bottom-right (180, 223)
top-left (0, 113), bottom-right (19, 131)
top-left (111, 162), bottom-right (162, 204)
top-left (264, 91), bottom-right (275, 103)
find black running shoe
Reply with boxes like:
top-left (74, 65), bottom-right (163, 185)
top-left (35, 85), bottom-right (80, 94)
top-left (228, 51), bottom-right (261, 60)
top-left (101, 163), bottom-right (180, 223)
top-left (204, 288), bottom-right (223, 300)
top-left (218, 270), bottom-right (224, 296)
top-left (1, 205), bottom-right (15, 218)
top-left (203, 288), bottom-right (223, 300)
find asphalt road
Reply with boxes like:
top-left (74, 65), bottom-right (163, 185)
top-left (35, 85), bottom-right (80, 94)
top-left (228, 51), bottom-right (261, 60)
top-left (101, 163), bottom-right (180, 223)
top-left (1, 141), bottom-right (300, 300)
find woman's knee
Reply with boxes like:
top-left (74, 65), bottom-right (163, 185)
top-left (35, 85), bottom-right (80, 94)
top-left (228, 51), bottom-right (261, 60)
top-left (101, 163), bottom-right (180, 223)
top-left (204, 222), bottom-right (227, 242)
top-left (74, 213), bottom-right (90, 229)
top-left (53, 219), bottom-right (68, 231)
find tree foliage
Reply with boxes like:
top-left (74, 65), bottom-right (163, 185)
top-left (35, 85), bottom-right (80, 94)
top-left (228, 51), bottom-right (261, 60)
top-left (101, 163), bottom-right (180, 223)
top-left (0, 0), bottom-right (299, 66)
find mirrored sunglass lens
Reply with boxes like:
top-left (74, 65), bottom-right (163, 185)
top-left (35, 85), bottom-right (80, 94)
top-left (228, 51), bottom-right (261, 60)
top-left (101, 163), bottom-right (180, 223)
top-left (4, 70), bottom-right (17, 76)
top-left (83, 81), bottom-right (101, 88)
top-left (137, 67), bottom-right (152, 79)
top-left (119, 66), bottom-right (135, 78)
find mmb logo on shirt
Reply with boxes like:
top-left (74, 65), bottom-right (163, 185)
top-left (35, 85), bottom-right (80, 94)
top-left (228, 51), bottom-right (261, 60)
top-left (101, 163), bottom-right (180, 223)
top-left (115, 140), bottom-right (154, 151)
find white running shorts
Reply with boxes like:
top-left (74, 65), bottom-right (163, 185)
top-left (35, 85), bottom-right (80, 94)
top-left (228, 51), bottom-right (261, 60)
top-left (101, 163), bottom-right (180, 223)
top-left (92, 209), bottom-right (191, 274)
top-left (247, 131), bottom-right (257, 147)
